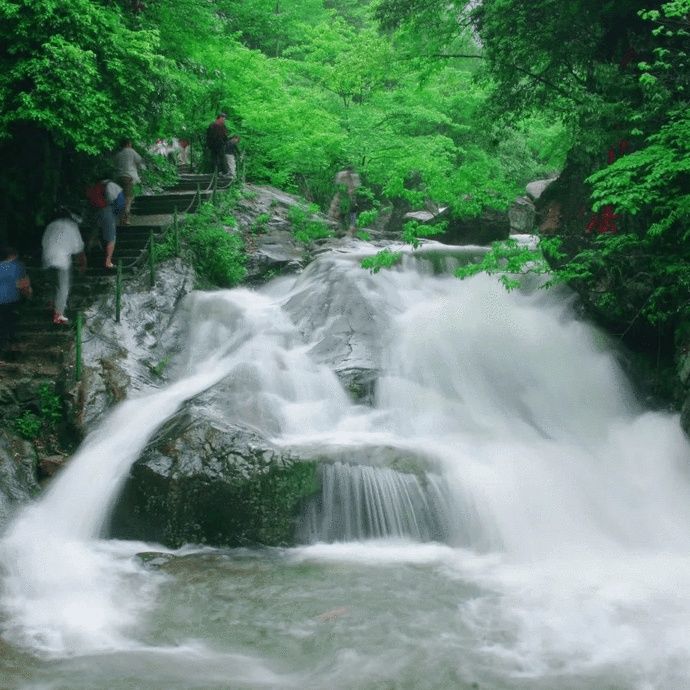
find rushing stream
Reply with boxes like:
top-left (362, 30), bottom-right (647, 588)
top-left (2, 242), bottom-right (690, 689)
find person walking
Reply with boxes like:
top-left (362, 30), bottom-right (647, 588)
top-left (41, 208), bottom-right (86, 325)
top-left (225, 134), bottom-right (241, 180)
top-left (0, 245), bottom-right (32, 346)
top-left (86, 178), bottom-right (125, 269)
top-left (329, 165), bottom-right (361, 234)
top-left (206, 113), bottom-right (229, 175)
top-left (112, 138), bottom-right (145, 225)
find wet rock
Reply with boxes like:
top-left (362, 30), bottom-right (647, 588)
top-left (108, 412), bottom-right (319, 548)
top-left (233, 184), bottom-right (337, 282)
top-left (281, 255), bottom-right (383, 388)
top-left (526, 177), bottom-right (558, 201)
top-left (38, 454), bottom-right (67, 479)
top-left (678, 332), bottom-right (690, 436)
top-left (78, 261), bottom-right (197, 433)
top-left (337, 367), bottom-right (378, 405)
top-left (0, 432), bottom-right (39, 529)
top-left (508, 196), bottom-right (536, 233)
top-left (439, 208), bottom-right (510, 246)
top-left (136, 551), bottom-right (176, 569)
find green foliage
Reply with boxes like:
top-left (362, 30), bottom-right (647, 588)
top-left (0, 0), bottom-right (165, 152)
top-left (357, 209), bottom-right (379, 227)
top-left (140, 152), bottom-right (180, 193)
top-left (148, 356), bottom-right (171, 379)
top-left (287, 203), bottom-right (332, 244)
top-left (155, 194), bottom-right (247, 287)
top-left (455, 238), bottom-right (551, 290)
top-left (14, 412), bottom-right (41, 441)
top-left (361, 248), bottom-right (403, 273)
top-left (13, 383), bottom-right (62, 440)
top-left (549, 234), bottom-right (690, 328)
top-left (38, 384), bottom-right (62, 426)
top-left (402, 219), bottom-right (446, 249)
top-left (250, 212), bottom-right (271, 234)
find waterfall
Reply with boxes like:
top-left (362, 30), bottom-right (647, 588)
top-left (2, 241), bottom-right (690, 685)
top-left (298, 462), bottom-right (452, 543)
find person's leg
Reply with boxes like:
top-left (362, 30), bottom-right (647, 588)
top-left (227, 154), bottom-right (236, 179)
top-left (118, 175), bottom-right (134, 225)
top-left (54, 267), bottom-right (70, 323)
top-left (0, 302), bottom-right (13, 345)
top-left (104, 241), bottom-right (115, 269)
top-left (100, 206), bottom-right (117, 268)
top-left (215, 148), bottom-right (228, 175)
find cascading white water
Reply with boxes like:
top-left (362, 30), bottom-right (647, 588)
top-left (2, 242), bottom-right (690, 688)
top-left (298, 462), bottom-right (452, 542)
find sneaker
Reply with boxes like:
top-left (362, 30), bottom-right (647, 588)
top-left (53, 313), bottom-right (69, 325)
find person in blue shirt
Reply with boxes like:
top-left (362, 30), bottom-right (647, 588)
top-left (0, 245), bottom-right (32, 346)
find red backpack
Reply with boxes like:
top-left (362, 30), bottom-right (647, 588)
top-left (86, 181), bottom-right (108, 208)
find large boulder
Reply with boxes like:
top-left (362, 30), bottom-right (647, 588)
top-left (526, 177), bottom-right (558, 201)
top-left (233, 184), bottom-right (336, 282)
top-left (108, 411), bottom-right (318, 547)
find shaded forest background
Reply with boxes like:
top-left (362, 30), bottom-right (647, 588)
top-left (0, 0), bottom-right (566, 247)
top-left (0, 0), bottom-right (688, 370)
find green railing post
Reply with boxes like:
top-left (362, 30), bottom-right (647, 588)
top-left (115, 259), bottom-right (122, 322)
top-left (75, 312), bottom-right (83, 381)
top-left (195, 183), bottom-right (201, 212)
top-left (212, 171), bottom-right (218, 205)
top-left (148, 227), bottom-right (155, 287)
top-left (173, 209), bottom-right (180, 257)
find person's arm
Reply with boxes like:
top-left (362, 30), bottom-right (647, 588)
top-left (16, 267), bottom-right (32, 297)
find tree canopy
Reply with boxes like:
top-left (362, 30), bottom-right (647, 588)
top-left (0, 0), bottom-right (563, 242)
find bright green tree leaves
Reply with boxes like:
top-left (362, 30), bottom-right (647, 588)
top-left (0, 0), bottom-right (163, 153)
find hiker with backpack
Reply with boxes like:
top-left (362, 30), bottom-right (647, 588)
top-left (86, 178), bottom-right (125, 269)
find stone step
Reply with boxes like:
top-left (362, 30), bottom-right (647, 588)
top-left (133, 191), bottom-right (211, 215)
top-left (0, 343), bottom-right (68, 364)
top-left (170, 178), bottom-right (233, 192)
top-left (10, 331), bottom-right (72, 347)
top-left (0, 358), bottom-right (61, 377)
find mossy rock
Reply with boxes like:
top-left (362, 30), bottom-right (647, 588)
top-left (108, 414), bottom-right (319, 548)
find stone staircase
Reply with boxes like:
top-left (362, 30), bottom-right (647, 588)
top-left (0, 173), bottom-right (224, 378)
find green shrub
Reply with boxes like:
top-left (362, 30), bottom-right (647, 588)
top-left (153, 194), bottom-right (247, 287)
top-left (14, 412), bottom-right (41, 440)
top-left (287, 203), bottom-right (331, 244)
top-left (38, 383), bottom-right (62, 425)
top-left (357, 209), bottom-right (379, 228)
top-left (251, 212), bottom-right (271, 234)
